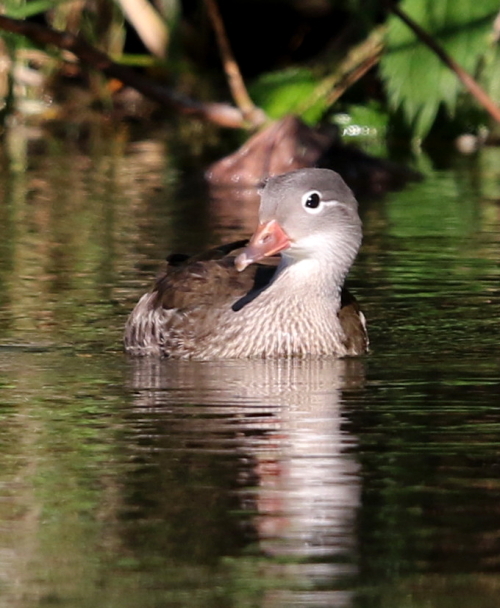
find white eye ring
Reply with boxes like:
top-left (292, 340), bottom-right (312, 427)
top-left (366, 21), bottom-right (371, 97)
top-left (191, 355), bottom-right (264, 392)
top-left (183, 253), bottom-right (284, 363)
top-left (301, 190), bottom-right (323, 214)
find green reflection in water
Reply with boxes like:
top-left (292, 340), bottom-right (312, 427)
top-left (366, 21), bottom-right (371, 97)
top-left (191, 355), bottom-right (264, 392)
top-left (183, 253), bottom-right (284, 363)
top-left (1, 129), bottom-right (500, 608)
top-left (0, 350), bottom-right (253, 607)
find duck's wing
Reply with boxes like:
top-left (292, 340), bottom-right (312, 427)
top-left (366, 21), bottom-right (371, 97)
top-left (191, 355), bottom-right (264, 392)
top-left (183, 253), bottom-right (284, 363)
top-left (338, 287), bottom-right (369, 355)
top-left (153, 240), bottom-right (277, 311)
top-left (124, 241), bottom-right (278, 357)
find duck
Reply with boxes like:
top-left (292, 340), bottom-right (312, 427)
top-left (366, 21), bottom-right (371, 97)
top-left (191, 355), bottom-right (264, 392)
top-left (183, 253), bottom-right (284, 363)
top-left (124, 168), bottom-right (368, 359)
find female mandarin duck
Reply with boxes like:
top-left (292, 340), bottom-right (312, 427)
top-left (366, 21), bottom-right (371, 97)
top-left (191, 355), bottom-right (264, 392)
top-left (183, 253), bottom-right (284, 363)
top-left (124, 168), bottom-right (368, 359)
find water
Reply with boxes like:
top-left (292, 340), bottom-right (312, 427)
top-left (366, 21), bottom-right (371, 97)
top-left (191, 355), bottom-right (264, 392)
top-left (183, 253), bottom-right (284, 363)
top-left (1, 127), bottom-right (500, 607)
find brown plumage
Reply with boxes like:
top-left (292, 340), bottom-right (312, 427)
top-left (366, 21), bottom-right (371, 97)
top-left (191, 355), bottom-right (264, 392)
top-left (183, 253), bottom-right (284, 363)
top-left (124, 168), bottom-right (369, 359)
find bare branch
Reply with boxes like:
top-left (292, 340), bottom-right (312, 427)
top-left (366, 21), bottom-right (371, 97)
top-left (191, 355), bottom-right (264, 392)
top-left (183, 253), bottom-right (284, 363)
top-left (0, 14), bottom-right (246, 129)
top-left (389, 2), bottom-right (500, 124)
top-left (203, 0), bottom-right (266, 128)
top-left (299, 27), bottom-right (384, 114)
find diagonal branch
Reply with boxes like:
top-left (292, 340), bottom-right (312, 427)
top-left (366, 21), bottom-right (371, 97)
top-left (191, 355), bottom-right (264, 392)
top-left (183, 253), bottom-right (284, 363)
top-left (298, 27), bottom-right (384, 114)
top-left (388, 2), bottom-right (500, 124)
top-left (202, 0), bottom-right (266, 128)
top-left (0, 14), bottom-right (246, 129)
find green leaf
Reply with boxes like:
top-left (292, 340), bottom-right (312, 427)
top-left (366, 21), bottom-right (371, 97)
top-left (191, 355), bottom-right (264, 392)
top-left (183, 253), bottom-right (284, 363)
top-left (5, 0), bottom-right (75, 19)
top-left (248, 68), bottom-right (327, 125)
top-left (380, 0), bottom-right (500, 137)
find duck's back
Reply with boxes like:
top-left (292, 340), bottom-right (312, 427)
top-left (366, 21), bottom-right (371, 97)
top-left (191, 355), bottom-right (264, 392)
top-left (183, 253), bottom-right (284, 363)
top-left (124, 240), bottom-right (367, 359)
top-left (124, 241), bottom-right (275, 357)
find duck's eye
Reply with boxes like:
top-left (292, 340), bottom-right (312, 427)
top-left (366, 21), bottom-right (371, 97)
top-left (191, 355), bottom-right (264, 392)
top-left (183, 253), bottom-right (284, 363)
top-left (302, 190), bottom-right (322, 213)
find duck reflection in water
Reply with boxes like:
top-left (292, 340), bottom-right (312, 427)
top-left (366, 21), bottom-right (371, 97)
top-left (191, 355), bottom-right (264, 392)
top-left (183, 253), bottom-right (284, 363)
top-left (125, 356), bottom-right (364, 607)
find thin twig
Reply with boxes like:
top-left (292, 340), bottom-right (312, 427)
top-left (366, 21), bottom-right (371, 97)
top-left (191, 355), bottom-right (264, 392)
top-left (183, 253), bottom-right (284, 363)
top-left (203, 0), bottom-right (266, 127)
top-left (0, 15), bottom-right (246, 128)
top-left (298, 27), bottom-right (384, 114)
top-left (326, 51), bottom-right (381, 107)
top-left (389, 2), bottom-right (500, 124)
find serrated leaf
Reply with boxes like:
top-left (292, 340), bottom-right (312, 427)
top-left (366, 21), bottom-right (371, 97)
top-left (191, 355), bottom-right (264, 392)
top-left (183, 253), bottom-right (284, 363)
top-left (380, 0), bottom-right (500, 136)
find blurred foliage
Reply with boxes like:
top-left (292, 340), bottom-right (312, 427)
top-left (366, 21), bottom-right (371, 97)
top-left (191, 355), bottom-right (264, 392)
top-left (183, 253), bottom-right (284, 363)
top-left (3, 0), bottom-right (72, 19)
top-left (332, 102), bottom-right (389, 156)
top-left (380, 0), bottom-right (500, 137)
top-left (248, 67), bottom-right (327, 125)
top-left (1, 0), bottom-right (500, 144)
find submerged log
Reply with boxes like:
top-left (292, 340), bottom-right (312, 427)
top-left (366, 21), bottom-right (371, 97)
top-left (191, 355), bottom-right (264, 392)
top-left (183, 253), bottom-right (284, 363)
top-left (206, 116), bottom-right (333, 186)
top-left (206, 115), bottom-right (420, 197)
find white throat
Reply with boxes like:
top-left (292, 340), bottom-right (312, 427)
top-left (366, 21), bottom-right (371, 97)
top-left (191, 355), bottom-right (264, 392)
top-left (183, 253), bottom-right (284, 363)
top-left (273, 255), bottom-right (343, 300)
top-left (276, 233), bottom-right (358, 294)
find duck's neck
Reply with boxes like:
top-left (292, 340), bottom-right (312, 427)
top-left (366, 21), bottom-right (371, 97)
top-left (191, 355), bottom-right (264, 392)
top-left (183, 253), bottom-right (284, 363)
top-left (272, 254), bottom-right (347, 302)
top-left (273, 231), bottom-right (360, 298)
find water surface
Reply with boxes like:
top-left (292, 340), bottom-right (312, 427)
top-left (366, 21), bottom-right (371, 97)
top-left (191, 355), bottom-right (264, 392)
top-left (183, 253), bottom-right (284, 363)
top-left (1, 129), bottom-right (500, 607)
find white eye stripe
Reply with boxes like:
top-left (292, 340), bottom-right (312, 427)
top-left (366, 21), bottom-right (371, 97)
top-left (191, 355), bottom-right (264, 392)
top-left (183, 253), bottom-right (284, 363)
top-left (301, 191), bottom-right (342, 214)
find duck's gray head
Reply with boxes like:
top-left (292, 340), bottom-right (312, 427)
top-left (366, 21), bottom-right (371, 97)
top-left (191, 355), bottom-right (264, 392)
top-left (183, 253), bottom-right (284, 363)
top-left (235, 168), bottom-right (362, 276)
